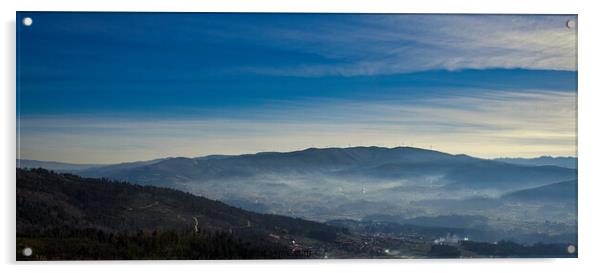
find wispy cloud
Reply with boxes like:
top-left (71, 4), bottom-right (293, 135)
top-left (230, 15), bottom-right (577, 76)
top-left (18, 89), bottom-right (576, 163)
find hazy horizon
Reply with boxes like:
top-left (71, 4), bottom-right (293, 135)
top-left (17, 13), bottom-right (577, 164)
top-left (16, 145), bottom-right (578, 165)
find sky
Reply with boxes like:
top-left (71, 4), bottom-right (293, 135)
top-left (16, 13), bottom-right (577, 164)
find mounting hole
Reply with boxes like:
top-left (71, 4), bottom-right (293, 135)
top-left (566, 19), bottom-right (576, 29)
top-left (22, 17), bottom-right (33, 27)
top-left (567, 244), bottom-right (576, 254)
top-left (22, 247), bottom-right (33, 257)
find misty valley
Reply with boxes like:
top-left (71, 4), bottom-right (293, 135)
top-left (17, 146), bottom-right (577, 259)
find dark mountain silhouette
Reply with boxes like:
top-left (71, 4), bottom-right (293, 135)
top-left (17, 168), bottom-right (345, 237)
top-left (17, 168), bottom-right (349, 260)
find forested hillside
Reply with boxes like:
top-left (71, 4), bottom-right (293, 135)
top-left (16, 168), bottom-right (347, 260)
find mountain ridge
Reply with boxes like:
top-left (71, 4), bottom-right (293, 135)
top-left (502, 180), bottom-right (578, 202)
top-left (494, 156), bottom-right (577, 169)
top-left (18, 146), bottom-right (577, 191)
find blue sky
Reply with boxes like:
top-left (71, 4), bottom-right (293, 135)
top-left (17, 13), bottom-right (577, 163)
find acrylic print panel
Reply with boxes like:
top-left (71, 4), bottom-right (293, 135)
top-left (16, 12), bottom-right (577, 260)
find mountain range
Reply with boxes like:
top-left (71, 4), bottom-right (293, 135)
top-left (17, 146), bottom-right (578, 246)
top-left (21, 146), bottom-right (576, 191)
top-left (494, 156), bottom-right (577, 169)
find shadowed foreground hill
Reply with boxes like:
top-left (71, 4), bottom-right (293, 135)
top-left (16, 168), bottom-right (348, 260)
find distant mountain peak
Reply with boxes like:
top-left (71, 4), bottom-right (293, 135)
top-left (494, 156), bottom-right (577, 169)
